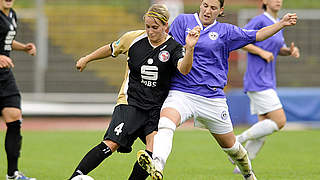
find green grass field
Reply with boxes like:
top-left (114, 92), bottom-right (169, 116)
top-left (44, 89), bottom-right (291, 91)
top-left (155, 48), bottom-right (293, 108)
top-left (0, 129), bottom-right (319, 179)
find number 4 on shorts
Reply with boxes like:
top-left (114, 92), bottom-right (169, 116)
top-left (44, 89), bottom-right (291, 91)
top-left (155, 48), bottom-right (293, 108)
top-left (114, 122), bottom-right (124, 136)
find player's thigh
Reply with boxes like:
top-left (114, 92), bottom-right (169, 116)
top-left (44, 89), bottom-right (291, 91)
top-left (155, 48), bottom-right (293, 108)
top-left (247, 89), bottom-right (283, 115)
top-left (265, 108), bottom-right (286, 128)
top-left (161, 90), bottom-right (195, 125)
top-left (104, 105), bottom-right (147, 153)
top-left (195, 97), bottom-right (233, 135)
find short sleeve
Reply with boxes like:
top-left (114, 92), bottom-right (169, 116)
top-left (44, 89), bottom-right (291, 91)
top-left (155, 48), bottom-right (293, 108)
top-left (111, 30), bottom-right (145, 57)
top-left (169, 15), bottom-right (186, 45)
top-left (227, 24), bottom-right (257, 51)
top-left (244, 16), bottom-right (263, 30)
top-left (171, 43), bottom-right (185, 68)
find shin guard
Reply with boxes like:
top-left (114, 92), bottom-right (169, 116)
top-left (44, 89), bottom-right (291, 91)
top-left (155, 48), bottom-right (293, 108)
top-left (223, 141), bottom-right (252, 176)
top-left (5, 120), bottom-right (22, 176)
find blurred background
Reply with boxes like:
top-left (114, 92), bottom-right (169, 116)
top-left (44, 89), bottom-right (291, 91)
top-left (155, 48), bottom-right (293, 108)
top-left (10, 0), bottom-right (320, 126)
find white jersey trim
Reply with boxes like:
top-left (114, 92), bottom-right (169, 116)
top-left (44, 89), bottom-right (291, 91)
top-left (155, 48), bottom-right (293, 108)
top-left (193, 13), bottom-right (217, 31)
top-left (263, 12), bottom-right (279, 24)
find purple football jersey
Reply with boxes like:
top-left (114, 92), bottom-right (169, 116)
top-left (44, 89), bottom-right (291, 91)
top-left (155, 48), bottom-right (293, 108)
top-left (243, 12), bottom-right (286, 92)
top-left (169, 13), bottom-right (257, 98)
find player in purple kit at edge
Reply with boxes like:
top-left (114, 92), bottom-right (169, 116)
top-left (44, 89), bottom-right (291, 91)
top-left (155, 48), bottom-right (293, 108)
top-left (231, 0), bottom-right (300, 174)
top-left (137, 0), bottom-right (297, 179)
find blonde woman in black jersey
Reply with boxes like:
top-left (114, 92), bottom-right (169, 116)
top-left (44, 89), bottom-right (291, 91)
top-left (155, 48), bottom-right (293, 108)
top-left (69, 4), bottom-right (200, 180)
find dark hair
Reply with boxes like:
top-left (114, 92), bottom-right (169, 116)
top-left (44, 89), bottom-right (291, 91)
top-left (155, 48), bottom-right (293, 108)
top-left (219, 0), bottom-right (224, 7)
top-left (262, 3), bottom-right (267, 11)
top-left (218, 0), bottom-right (225, 17)
top-left (201, 0), bottom-right (225, 17)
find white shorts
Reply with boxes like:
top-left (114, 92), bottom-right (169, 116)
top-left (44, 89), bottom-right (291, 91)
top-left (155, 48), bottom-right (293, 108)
top-left (247, 89), bottom-right (283, 115)
top-left (161, 90), bottom-right (233, 134)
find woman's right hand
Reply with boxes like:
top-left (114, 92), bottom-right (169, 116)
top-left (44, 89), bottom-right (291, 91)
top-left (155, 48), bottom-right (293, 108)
top-left (76, 57), bottom-right (88, 72)
top-left (0, 55), bottom-right (14, 68)
top-left (260, 51), bottom-right (274, 63)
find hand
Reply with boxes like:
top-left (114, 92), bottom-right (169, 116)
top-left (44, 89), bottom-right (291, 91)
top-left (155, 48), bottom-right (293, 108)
top-left (281, 13), bottom-right (297, 27)
top-left (185, 26), bottom-right (201, 49)
top-left (76, 57), bottom-right (88, 72)
top-left (260, 51), bottom-right (274, 63)
top-left (0, 55), bottom-right (14, 68)
top-left (25, 43), bottom-right (37, 56)
top-left (290, 42), bottom-right (300, 58)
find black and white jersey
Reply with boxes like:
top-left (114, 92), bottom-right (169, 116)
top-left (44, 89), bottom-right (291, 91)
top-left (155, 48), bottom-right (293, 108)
top-left (0, 9), bottom-right (17, 57)
top-left (111, 30), bottom-right (185, 110)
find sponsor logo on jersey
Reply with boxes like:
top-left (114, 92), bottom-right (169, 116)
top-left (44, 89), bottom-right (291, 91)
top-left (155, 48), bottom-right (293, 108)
top-left (147, 58), bottom-right (153, 64)
top-left (221, 110), bottom-right (228, 120)
top-left (209, 32), bottom-right (219, 40)
top-left (158, 50), bottom-right (170, 62)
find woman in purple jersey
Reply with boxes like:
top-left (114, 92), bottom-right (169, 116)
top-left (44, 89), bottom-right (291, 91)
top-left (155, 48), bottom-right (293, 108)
top-left (232, 0), bottom-right (300, 174)
top-left (0, 0), bottom-right (36, 179)
top-left (137, 0), bottom-right (298, 180)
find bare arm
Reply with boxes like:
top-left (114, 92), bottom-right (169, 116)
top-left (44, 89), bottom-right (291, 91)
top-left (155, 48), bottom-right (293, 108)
top-left (279, 42), bottom-right (300, 58)
top-left (256, 13), bottom-right (297, 41)
top-left (242, 44), bottom-right (274, 63)
top-left (12, 40), bottom-right (37, 56)
top-left (177, 26), bottom-right (201, 75)
top-left (76, 44), bottom-right (112, 72)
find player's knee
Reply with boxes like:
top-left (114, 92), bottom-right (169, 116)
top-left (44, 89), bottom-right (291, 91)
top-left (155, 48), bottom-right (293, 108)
top-left (158, 117), bottom-right (176, 132)
top-left (103, 140), bottom-right (119, 152)
top-left (276, 117), bottom-right (286, 129)
top-left (2, 107), bottom-right (22, 122)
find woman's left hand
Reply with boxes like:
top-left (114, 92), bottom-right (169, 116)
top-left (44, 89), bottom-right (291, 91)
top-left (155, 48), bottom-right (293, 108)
top-left (290, 42), bottom-right (300, 58)
top-left (185, 26), bottom-right (201, 49)
top-left (25, 43), bottom-right (37, 56)
top-left (281, 13), bottom-right (298, 27)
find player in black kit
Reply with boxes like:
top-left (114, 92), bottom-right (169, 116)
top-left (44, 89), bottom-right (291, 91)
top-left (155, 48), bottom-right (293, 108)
top-left (0, 0), bottom-right (37, 180)
top-left (69, 4), bottom-right (201, 180)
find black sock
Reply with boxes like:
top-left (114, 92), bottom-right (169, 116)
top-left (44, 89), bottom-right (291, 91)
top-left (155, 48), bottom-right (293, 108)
top-left (128, 150), bottom-right (152, 180)
top-left (69, 142), bottom-right (112, 179)
top-left (5, 120), bottom-right (22, 176)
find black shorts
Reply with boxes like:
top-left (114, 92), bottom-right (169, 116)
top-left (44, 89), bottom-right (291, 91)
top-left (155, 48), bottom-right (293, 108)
top-left (104, 104), bottom-right (160, 153)
top-left (0, 69), bottom-right (21, 114)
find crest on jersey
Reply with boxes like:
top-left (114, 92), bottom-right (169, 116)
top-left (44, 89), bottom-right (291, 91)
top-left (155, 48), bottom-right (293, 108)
top-left (158, 51), bottom-right (170, 62)
top-left (221, 110), bottom-right (228, 120)
top-left (209, 32), bottom-right (219, 40)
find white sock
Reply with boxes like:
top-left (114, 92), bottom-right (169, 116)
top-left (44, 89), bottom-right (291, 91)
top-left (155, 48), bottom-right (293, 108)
top-left (245, 136), bottom-right (266, 160)
top-left (152, 117), bottom-right (177, 171)
top-left (237, 119), bottom-right (278, 144)
top-left (223, 141), bottom-right (252, 176)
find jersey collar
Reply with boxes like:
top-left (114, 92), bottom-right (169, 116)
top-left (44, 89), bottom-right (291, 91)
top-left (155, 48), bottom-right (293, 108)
top-left (193, 13), bottom-right (217, 31)
top-left (148, 34), bottom-right (171, 49)
top-left (263, 12), bottom-right (279, 24)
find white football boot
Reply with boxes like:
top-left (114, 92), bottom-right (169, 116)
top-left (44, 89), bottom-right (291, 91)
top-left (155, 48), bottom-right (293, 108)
top-left (137, 150), bottom-right (163, 180)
